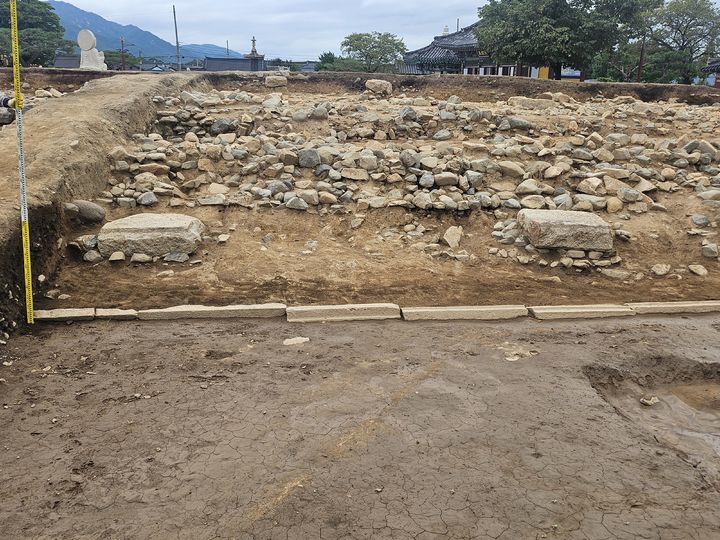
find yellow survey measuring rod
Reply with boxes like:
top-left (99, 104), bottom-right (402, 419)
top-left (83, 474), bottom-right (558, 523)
top-left (9, 0), bottom-right (34, 324)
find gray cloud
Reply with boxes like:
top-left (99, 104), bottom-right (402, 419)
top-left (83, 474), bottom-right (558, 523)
top-left (58, 0), bottom-right (483, 59)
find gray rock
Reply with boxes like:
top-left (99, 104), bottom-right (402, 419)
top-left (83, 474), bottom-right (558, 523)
top-left (298, 148), bottom-right (321, 168)
top-left (419, 173), bottom-right (435, 188)
top-left (498, 116), bottom-right (533, 130)
top-left (131, 253), bottom-right (153, 263)
top-left (0, 108), bottom-right (15, 125)
top-left (698, 190), bottom-right (720, 201)
top-left (286, 197), bottom-right (309, 210)
top-left (617, 187), bottom-right (641, 203)
top-left (553, 193), bottom-right (574, 210)
top-left (702, 244), bottom-right (718, 258)
top-left (71, 200), bottom-right (106, 223)
top-left (267, 180), bottom-right (293, 195)
top-left (365, 79), bottom-right (393, 96)
top-left (97, 213), bottom-right (205, 257)
top-left (137, 191), bottom-right (159, 206)
top-left (297, 189), bottom-right (320, 205)
top-left (517, 209), bottom-right (613, 251)
top-left (209, 119), bottom-right (238, 136)
top-left (262, 93), bottom-right (283, 109)
top-left (433, 129), bottom-right (452, 141)
top-left (164, 252), bottom-right (190, 263)
top-left (498, 161), bottom-right (525, 178)
top-left (197, 194), bottom-right (226, 206)
top-left (399, 107), bottom-right (418, 121)
top-left (692, 214), bottom-right (710, 227)
top-left (443, 226), bottom-right (463, 249)
top-left (310, 106), bottom-right (329, 120)
top-left (83, 250), bottom-right (103, 263)
top-left (688, 264), bottom-right (708, 277)
top-left (520, 195), bottom-right (546, 209)
top-left (74, 234), bottom-right (98, 252)
top-left (412, 192), bottom-right (433, 209)
top-left (117, 197), bottom-right (137, 209)
top-left (572, 149), bottom-right (594, 161)
top-left (434, 172), bottom-right (458, 186)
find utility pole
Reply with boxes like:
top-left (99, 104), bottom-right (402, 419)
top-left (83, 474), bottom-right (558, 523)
top-left (637, 34), bottom-right (647, 83)
top-left (457, 18), bottom-right (460, 32)
top-left (120, 36), bottom-right (126, 71)
top-left (226, 40), bottom-right (230, 57)
top-left (173, 5), bottom-right (181, 71)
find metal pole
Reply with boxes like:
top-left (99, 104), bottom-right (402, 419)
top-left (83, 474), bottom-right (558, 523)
top-left (120, 36), bottom-right (126, 71)
top-left (173, 5), bottom-right (181, 71)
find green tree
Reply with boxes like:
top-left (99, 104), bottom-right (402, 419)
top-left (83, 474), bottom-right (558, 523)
top-left (267, 58), bottom-right (299, 72)
top-left (316, 51), bottom-right (337, 70)
top-left (476, 0), bottom-right (661, 79)
top-left (325, 57), bottom-right (366, 72)
top-left (340, 32), bottom-right (407, 72)
top-left (650, 0), bottom-right (720, 84)
top-left (315, 51), bottom-right (366, 72)
top-left (102, 50), bottom-right (142, 69)
top-left (0, 0), bottom-right (67, 66)
top-left (591, 40), bottom-right (646, 81)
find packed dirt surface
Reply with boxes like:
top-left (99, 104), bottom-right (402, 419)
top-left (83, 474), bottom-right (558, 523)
top-left (42, 76), bottom-right (720, 311)
top-left (1, 315), bottom-right (719, 539)
top-left (50, 205), bottom-right (720, 310)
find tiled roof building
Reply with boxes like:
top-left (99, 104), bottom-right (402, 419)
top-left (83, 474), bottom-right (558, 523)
top-left (403, 22), bottom-right (529, 76)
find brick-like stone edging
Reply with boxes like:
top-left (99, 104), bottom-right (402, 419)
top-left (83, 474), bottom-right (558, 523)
top-left (32, 300), bottom-right (720, 324)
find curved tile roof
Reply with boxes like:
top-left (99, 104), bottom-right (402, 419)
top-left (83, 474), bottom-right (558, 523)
top-left (404, 43), bottom-right (461, 66)
top-left (405, 20), bottom-right (482, 67)
top-left (432, 21), bottom-right (482, 51)
top-left (702, 59), bottom-right (720, 73)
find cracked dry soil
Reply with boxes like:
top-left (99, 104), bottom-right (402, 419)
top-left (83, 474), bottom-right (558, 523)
top-left (1, 316), bottom-right (719, 539)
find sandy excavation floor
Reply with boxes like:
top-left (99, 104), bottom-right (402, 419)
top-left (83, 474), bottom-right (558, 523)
top-left (40, 77), bottom-right (720, 311)
top-left (1, 315), bottom-right (719, 539)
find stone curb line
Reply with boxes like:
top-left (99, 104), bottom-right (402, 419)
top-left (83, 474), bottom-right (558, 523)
top-left (32, 301), bottom-right (720, 324)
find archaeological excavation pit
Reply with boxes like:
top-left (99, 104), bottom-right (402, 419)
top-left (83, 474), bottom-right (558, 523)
top-left (0, 71), bottom-right (719, 326)
top-left (1, 69), bottom-right (720, 539)
top-left (585, 355), bottom-right (720, 490)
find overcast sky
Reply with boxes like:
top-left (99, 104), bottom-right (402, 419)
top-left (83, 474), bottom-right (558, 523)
top-left (58, 0), bottom-right (484, 59)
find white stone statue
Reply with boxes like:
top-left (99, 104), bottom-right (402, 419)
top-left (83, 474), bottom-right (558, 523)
top-left (78, 29), bottom-right (107, 71)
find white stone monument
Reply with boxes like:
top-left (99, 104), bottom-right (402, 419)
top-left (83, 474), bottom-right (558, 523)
top-left (78, 29), bottom-right (107, 71)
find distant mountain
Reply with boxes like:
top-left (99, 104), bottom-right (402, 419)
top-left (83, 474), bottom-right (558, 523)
top-left (47, 0), bottom-right (243, 61)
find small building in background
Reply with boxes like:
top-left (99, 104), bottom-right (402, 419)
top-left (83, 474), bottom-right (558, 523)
top-left (53, 53), bottom-right (80, 69)
top-left (404, 21), bottom-right (587, 79)
top-left (403, 22), bottom-right (527, 76)
top-left (300, 61), bottom-right (319, 72)
top-left (137, 63), bottom-right (176, 72)
top-left (702, 58), bottom-right (720, 88)
top-left (206, 37), bottom-right (266, 71)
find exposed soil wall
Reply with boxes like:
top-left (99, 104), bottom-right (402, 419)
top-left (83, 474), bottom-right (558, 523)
top-left (0, 73), bottom-right (201, 332)
top-left (207, 71), bottom-right (720, 105)
top-left (0, 67), bottom-right (128, 94)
